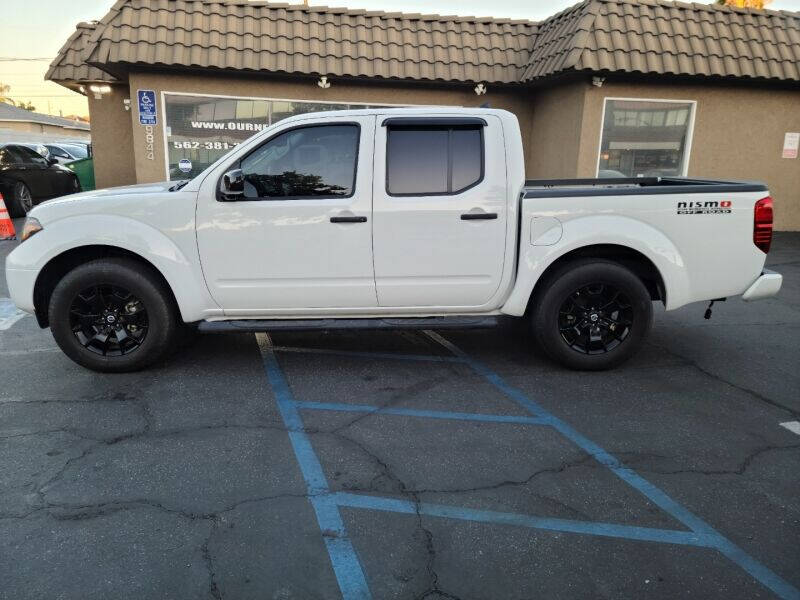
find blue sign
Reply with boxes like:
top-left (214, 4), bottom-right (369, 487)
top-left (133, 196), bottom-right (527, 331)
top-left (137, 89), bottom-right (157, 125)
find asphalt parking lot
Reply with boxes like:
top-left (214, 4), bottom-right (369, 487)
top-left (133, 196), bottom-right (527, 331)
top-left (1, 223), bottom-right (799, 600)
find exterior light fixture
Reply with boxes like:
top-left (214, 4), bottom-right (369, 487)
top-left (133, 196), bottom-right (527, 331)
top-left (123, 98), bottom-right (131, 111)
top-left (88, 84), bottom-right (112, 99)
top-left (592, 76), bottom-right (605, 87)
top-left (474, 83), bottom-right (487, 95)
top-left (317, 76), bottom-right (331, 89)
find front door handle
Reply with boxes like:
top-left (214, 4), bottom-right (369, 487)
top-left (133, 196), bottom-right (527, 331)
top-left (461, 212), bottom-right (498, 220)
top-left (330, 215), bottom-right (368, 223)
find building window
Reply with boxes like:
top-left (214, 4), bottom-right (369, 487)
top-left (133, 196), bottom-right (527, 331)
top-left (597, 99), bottom-right (695, 178)
top-left (239, 124), bottom-right (359, 199)
top-left (386, 125), bottom-right (483, 196)
top-left (163, 93), bottom-right (394, 180)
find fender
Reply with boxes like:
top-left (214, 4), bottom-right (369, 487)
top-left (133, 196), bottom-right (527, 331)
top-left (7, 214), bottom-right (220, 322)
top-left (501, 215), bottom-right (690, 316)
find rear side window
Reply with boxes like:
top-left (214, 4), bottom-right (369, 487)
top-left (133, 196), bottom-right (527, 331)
top-left (386, 125), bottom-right (483, 196)
top-left (0, 147), bottom-right (22, 165)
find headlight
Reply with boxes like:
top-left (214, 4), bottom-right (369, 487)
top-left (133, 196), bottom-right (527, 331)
top-left (20, 217), bottom-right (43, 242)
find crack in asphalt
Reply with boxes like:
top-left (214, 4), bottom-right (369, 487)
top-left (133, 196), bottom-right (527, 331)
top-left (649, 342), bottom-right (800, 419)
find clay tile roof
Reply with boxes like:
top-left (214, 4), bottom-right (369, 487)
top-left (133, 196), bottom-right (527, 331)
top-left (45, 22), bottom-right (117, 84)
top-left (80, 0), bottom-right (539, 84)
top-left (46, 0), bottom-right (800, 87)
top-left (522, 0), bottom-right (800, 82)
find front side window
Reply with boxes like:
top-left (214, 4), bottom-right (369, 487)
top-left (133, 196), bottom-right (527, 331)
top-left (387, 125), bottom-right (483, 195)
top-left (598, 99), bottom-right (695, 178)
top-left (239, 124), bottom-right (359, 199)
top-left (46, 145), bottom-right (71, 159)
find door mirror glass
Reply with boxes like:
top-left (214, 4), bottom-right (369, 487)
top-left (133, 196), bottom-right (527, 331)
top-left (220, 168), bottom-right (244, 200)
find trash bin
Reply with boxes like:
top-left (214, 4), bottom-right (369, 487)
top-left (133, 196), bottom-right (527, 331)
top-left (65, 157), bottom-right (95, 192)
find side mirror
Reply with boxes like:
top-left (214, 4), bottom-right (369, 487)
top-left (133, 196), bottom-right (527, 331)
top-left (47, 156), bottom-right (58, 166)
top-left (220, 168), bottom-right (244, 200)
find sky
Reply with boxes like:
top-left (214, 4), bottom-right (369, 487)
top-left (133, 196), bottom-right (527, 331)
top-left (1, 0), bottom-right (799, 119)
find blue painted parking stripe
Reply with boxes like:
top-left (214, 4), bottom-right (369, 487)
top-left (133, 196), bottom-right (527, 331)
top-left (295, 400), bottom-right (549, 425)
top-left (271, 344), bottom-right (465, 363)
top-left (256, 333), bottom-right (372, 600)
top-left (332, 492), bottom-right (716, 547)
top-left (421, 330), bottom-right (800, 600)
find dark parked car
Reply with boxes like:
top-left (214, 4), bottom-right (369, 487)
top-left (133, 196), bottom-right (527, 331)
top-left (0, 143), bottom-right (81, 216)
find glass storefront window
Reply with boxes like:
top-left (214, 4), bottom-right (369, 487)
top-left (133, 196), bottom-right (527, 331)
top-left (597, 99), bottom-right (695, 178)
top-left (164, 94), bottom-right (392, 180)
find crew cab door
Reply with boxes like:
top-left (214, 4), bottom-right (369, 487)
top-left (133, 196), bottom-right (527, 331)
top-left (196, 115), bottom-right (377, 313)
top-left (372, 115), bottom-right (508, 307)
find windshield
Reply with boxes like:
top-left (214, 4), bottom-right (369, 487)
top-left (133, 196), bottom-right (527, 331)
top-left (62, 144), bottom-right (89, 159)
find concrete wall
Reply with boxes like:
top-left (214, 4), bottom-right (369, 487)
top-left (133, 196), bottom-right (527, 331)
top-left (87, 85), bottom-right (136, 188)
top-left (0, 120), bottom-right (90, 141)
top-left (123, 71), bottom-right (533, 184)
top-left (525, 81), bottom-right (587, 179)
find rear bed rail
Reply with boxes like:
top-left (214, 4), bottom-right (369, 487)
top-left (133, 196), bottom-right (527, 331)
top-left (523, 177), bottom-right (768, 198)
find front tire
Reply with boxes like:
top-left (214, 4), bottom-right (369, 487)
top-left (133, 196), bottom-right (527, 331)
top-left (531, 259), bottom-right (653, 371)
top-left (48, 258), bottom-right (178, 373)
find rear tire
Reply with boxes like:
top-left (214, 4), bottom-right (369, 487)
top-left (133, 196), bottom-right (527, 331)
top-left (9, 181), bottom-right (33, 217)
top-left (48, 258), bottom-right (178, 373)
top-left (531, 259), bottom-right (653, 371)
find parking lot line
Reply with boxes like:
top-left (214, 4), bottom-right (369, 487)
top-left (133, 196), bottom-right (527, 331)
top-left (332, 492), bottom-right (716, 547)
top-left (256, 332), bottom-right (372, 600)
top-left (294, 400), bottom-right (549, 425)
top-left (421, 330), bottom-right (800, 600)
top-left (257, 329), bottom-right (800, 600)
top-left (271, 344), bottom-right (464, 363)
top-left (0, 298), bottom-right (27, 331)
top-left (780, 421), bottom-right (800, 436)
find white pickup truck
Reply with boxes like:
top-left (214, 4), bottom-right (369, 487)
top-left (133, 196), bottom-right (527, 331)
top-left (5, 108), bottom-right (782, 372)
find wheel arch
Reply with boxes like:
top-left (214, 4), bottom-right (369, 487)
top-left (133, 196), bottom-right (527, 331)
top-left (33, 245), bottom-right (180, 328)
top-left (524, 244), bottom-right (666, 316)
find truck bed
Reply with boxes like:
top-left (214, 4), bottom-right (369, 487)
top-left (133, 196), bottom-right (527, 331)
top-left (523, 177), bottom-right (768, 198)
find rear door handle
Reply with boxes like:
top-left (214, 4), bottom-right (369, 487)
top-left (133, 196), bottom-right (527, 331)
top-left (461, 212), bottom-right (498, 220)
top-left (330, 215), bottom-right (368, 223)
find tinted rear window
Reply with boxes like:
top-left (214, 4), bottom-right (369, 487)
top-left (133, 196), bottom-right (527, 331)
top-left (386, 125), bottom-right (483, 196)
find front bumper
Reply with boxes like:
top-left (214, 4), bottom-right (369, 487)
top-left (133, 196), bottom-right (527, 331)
top-left (4, 267), bottom-right (37, 314)
top-left (742, 269), bottom-right (783, 302)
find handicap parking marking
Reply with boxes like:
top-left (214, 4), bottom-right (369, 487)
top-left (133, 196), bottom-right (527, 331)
top-left (780, 421), bottom-right (800, 436)
top-left (0, 298), bottom-right (27, 331)
top-left (257, 329), bottom-right (800, 600)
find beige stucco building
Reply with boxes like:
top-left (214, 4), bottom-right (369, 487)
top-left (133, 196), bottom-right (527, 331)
top-left (47, 0), bottom-right (800, 229)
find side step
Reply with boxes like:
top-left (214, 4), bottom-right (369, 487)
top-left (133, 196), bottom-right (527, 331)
top-left (198, 316), bottom-right (499, 333)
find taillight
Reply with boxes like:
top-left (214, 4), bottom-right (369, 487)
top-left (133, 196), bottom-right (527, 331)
top-left (753, 196), bottom-right (773, 254)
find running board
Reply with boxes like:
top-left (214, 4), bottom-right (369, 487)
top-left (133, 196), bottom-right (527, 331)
top-left (198, 316), bottom-right (499, 333)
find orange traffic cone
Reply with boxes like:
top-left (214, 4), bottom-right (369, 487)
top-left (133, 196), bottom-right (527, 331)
top-left (0, 192), bottom-right (17, 241)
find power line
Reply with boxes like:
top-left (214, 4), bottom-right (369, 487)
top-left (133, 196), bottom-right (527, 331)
top-left (0, 57), bottom-right (53, 62)
top-left (3, 94), bottom-right (82, 98)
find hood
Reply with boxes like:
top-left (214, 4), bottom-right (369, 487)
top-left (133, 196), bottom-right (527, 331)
top-left (28, 180), bottom-right (192, 224)
top-left (53, 181), bottom-right (177, 202)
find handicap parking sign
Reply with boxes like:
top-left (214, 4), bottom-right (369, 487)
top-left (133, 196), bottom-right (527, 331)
top-left (137, 89), bottom-right (157, 125)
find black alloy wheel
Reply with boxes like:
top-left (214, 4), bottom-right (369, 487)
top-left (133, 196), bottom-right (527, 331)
top-left (69, 284), bottom-right (149, 356)
top-left (531, 259), bottom-right (653, 371)
top-left (49, 258), bottom-right (178, 372)
top-left (558, 283), bottom-right (633, 355)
